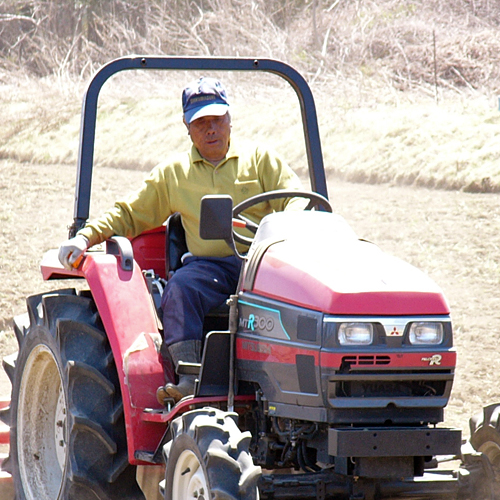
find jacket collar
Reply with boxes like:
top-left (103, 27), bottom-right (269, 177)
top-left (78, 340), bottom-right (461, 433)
top-left (191, 140), bottom-right (238, 167)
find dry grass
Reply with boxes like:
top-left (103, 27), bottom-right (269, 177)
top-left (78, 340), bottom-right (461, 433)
top-left (1, 69), bottom-right (500, 193)
top-left (2, 1), bottom-right (500, 193)
top-left (323, 96), bottom-right (500, 192)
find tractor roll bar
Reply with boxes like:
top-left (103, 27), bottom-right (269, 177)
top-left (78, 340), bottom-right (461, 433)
top-left (70, 56), bottom-right (328, 237)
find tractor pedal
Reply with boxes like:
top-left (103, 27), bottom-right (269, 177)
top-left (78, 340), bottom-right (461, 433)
top-left (162, 397), bottom-right (177, 412)
top-left (156, 385), bottom-right (179, 410)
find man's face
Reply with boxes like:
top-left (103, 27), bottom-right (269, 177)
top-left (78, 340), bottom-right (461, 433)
top-left (187, 113), bottom-right (231, 164)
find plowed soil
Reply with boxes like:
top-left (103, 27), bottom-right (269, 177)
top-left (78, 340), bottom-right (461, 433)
top-left (1, 158), bottom-right (499, 437)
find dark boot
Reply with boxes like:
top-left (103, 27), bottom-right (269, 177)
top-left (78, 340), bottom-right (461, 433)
top-left (157, 339), bottom-right (201, 405)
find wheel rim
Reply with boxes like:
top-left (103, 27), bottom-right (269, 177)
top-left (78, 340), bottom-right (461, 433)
top-left (172, 449), bottom-right (209, 500)
top-left (17, 344), bottom-right (67, 500)
top-left (479, 441), bottom-right (500, 469)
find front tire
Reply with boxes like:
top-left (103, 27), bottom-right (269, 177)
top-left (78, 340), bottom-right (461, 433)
top-left (161, 408), bottom-right (261, 500)
top-left (6, 289), bottom-right (144, 500)
top-left (469, 403), bottom-right (500, 498)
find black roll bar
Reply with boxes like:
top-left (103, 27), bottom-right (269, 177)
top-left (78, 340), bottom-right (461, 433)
top-left (70, 56), bottom-right (328, 237)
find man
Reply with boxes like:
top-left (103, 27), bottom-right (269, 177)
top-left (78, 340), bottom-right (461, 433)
top-left (59, 76), bottom-right (305, 404)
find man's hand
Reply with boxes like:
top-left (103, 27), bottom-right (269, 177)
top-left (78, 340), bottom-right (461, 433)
top-left (58, 235), bottom-right (89, 270)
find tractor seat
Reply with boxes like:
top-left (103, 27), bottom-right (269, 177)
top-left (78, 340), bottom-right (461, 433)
top-left (165, 213), bottom-right (230, 331)
top-left (165, 212), bottom-right (188, 278)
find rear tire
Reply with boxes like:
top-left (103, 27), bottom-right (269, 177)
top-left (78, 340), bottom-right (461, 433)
top-left (6, 289), bottom-right (144, 500)
top-left (161, 408), bottom-right (261, 500)
top-left (469, 403), bottom-right (500, 498)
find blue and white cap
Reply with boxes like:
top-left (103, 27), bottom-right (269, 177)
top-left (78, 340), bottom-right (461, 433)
top-left (182, 77), bottom-right (230, 124)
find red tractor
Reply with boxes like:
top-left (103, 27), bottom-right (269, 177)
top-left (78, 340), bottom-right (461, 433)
top-left (1, 56), bottom-right (499, 499)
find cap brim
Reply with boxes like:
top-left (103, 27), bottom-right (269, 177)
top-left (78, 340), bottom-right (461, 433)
top-left (184, 103), bottom-right (229, 124)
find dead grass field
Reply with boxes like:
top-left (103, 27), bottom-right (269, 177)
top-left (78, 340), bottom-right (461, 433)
top-left (2, 71), bottom-right (500, 192)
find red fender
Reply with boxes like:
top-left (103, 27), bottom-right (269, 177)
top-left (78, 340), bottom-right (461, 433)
top-left (81, 253), bottom-right (166, 464)
top-left (41, 248), bottom-right (167, 464)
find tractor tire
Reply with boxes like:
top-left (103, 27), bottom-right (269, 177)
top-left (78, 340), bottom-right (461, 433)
top-left (469, 403), bottom-right (500, 499)
top-left (161, 407), bottom-right (261, 500)
top-left (5, 289), bottom-right (145, 500)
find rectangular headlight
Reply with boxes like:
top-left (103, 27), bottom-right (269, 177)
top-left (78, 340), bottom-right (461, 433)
top-left (409, 322), bottom-right (444, 345)
top-left (338, 323), bottom-right (374, 346)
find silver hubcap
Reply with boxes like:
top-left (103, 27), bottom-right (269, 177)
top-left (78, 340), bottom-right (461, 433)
top-left (17, 344), bottom-right (67, 499)
top-left (172, 449), bottom-right (209, 500)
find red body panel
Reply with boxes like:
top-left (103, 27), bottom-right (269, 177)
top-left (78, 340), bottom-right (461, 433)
top-left (41, 248), bottom-right (86, 280)
top-left (40, 226), bottom-right (167, 281)
top-left (249, 239), bottom-right (449, 316)
top-left (237, 338), bottom-right (456, 369)
top-left (131, 226), bottom-right (167, 279)
top-left (76, 253), bottom-right (166, 464)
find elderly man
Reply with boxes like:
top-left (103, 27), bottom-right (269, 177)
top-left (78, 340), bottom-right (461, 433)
top-left (58, 76), bottom-right (304, 403)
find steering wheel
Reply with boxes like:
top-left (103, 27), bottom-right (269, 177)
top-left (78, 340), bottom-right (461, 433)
top-left (232, 189), bottom-right (333, 246)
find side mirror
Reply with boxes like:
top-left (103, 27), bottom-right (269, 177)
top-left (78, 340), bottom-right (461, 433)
top-left (200, 195), bottom-right (245, 260)
top-left (200, 195), bottom-right (233, 240)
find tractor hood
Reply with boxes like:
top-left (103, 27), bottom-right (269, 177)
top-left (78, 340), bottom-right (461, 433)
top-left (242, 211), bottom-right (449, 316)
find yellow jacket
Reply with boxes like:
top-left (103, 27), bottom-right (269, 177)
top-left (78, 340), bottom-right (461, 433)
top-left (78, 141), bottom-right (305, 257)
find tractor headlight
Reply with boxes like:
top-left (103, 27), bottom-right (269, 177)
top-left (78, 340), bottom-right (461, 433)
top-left (338, 323), bottom-right (374, 346)
top-left (408, 322), bottom-right (444, 345)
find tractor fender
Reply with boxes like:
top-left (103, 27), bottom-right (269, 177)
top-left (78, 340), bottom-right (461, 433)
top-left (80, 252), bottom-right (166, 464)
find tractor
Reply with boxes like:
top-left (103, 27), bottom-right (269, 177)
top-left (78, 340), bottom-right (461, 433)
top-left (1, 55), bottom-right (499, 500)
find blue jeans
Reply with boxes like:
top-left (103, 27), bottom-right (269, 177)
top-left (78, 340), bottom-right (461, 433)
top-left (160, 255), bottom-right (242, 346)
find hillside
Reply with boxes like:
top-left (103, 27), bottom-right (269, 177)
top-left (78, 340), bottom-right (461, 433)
top-left (1, 0), bottom-right (500, 191)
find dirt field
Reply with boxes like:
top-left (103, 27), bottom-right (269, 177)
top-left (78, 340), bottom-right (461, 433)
top-left (0, 158), bottom-right (499, 438)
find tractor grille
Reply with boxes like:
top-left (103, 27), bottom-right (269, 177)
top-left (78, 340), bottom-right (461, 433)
top-left (328, 370), bottom-right (453, 399)
top-left (341, 355), bottom-right (391, 366)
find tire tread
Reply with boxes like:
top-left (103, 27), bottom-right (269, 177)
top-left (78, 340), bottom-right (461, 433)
top-left (8, 289), bottom-right (145, 500)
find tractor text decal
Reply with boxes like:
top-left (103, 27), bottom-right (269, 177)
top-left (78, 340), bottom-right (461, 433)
top-left (240, 313), bottom-right (275, 332)
top-left (241, 340), bottom-right (272, 355)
